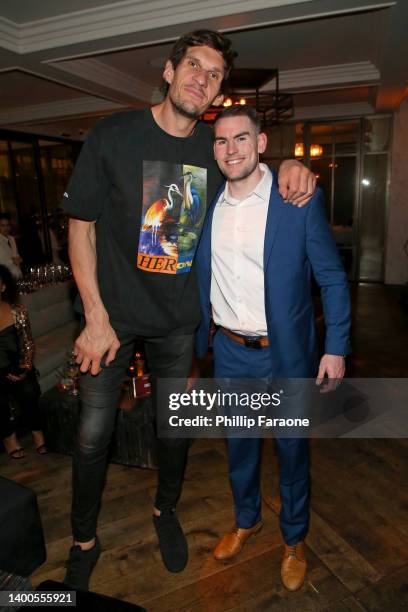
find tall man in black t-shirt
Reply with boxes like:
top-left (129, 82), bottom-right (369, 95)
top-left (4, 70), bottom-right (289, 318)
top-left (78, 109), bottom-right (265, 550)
top-left (62, 29), bottom-right (316, 589)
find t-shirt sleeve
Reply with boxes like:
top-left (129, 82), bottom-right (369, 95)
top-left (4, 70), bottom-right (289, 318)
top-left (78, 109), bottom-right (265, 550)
top-left (62, 124), bottom-right (109, 221)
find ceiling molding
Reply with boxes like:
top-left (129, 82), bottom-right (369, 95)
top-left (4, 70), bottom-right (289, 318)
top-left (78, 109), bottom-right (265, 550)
top-left (0, 65), bottom-right (135, 110)
top-left (0, 0), bottom-right (396, 57)
top-left (53, 58), bottom-right (155, 103)
top-left (0, 97), bottom-right (126, 125)
top-left (0, 65), bottom-right (20, 73)
top-left (265, 61), bottom-right (381, 92)
top-left (0, 17), bottom-right (20, 53)
top-left (1, 0), bottom-right (315, 54)
top-left (294, 101), bottom-right (374, 119)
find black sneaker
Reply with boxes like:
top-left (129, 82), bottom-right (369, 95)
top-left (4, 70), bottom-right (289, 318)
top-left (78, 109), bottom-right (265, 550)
top-left (153, 510), bottom-right (188, 573)
top-left (64, 537), bottom-right (101, 591)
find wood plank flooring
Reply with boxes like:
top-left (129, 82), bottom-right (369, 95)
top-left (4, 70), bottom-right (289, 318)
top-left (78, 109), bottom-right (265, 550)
top-left (1, 284), bottom-right (408, 610)
top-left (2, 436), bottom-right (407, 611)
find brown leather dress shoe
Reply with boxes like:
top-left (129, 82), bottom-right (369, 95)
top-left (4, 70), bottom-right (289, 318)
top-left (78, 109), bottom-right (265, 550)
top-left (213, 522), bottom-right (263, 560)
top-left (281, 541), bottom-right (307, 591)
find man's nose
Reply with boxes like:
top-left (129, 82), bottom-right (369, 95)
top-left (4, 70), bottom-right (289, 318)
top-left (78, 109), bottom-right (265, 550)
top-left (227, 139), bottom-right (237, 155)
top-left (193, 68), bottom-right (208, 87)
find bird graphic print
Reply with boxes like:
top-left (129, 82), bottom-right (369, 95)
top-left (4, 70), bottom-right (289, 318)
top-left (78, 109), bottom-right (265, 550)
top-left (138, 161), bottom-right (207, 275)
top-left (142, 183), bottom-right (183, 244)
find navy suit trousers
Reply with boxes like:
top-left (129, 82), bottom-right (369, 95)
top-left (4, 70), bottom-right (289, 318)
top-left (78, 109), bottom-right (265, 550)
top-left (213, 330), bottom-right (310, 545)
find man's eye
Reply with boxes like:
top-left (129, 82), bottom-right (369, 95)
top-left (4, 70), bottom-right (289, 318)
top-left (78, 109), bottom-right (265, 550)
top-left (188, 60), bottom-right (198, 68)
top-left (209, 72), bottom-right (220, 80)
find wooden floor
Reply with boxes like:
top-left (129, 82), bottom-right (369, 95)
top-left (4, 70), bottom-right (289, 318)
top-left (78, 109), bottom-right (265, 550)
top-left (1, 283), bottom-right (408, 611)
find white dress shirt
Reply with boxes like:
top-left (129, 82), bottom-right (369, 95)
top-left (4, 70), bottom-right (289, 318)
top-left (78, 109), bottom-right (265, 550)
top-left (0, 233), bottom-right (22, 278)
top-left (211, 163), bottom-right (272, 336)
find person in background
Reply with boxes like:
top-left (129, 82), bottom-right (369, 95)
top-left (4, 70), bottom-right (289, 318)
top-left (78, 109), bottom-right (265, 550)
top-left (19, 214), bottom-right (46, 268)
top-left (0, 213), bottom-right (23, 278)
top-left (0, 264), bottom-right (47, 458)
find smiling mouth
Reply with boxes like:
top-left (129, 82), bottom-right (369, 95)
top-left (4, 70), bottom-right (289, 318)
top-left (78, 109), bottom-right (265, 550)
top-left (225, 158), bottom-right (245, 165)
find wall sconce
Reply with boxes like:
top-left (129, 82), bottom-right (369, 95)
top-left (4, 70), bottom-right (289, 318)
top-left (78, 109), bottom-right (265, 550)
top-left (295, 143), bottom-right (304, 157)
top-left (295, 143), bottom-right (323, 157)
top-left (310, 144), bottom-right (323, 157)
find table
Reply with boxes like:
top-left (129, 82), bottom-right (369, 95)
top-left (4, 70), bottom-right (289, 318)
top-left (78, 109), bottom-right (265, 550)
top-left (40, 387), bottom-right (157, 469)
top-left (0, 477), bottom-right (46, 577)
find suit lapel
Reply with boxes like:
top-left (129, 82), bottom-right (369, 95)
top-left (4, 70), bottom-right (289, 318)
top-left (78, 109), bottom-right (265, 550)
top-left (264, 172), bottom-right (285, 271)
top-left (199, 182), bottom-right (226, 288)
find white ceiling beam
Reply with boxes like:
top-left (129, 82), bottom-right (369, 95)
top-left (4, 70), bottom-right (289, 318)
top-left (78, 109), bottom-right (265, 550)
top-left (275, 61), bottom-right (380, 92)
top-left (0, 0), bottom-right (316, 53)
top-left (54, 58), bottom-right (155, 103)
top-left (0, 0), bottom-right (395, 54)
top-left (0, 16), bottom-right (19, 53)
top-left (0, 97), bottom-right (126, 125)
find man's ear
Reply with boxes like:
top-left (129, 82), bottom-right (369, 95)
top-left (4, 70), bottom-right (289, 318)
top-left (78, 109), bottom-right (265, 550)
top-left (163, 60), bottom-right (174, 85)
top-left (212, 93), bottom-right (224, 108)
top-left (258, 132), bottom-right (267, 154)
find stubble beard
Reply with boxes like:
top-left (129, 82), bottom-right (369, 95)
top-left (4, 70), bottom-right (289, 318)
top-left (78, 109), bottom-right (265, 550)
top-left (224, 158), bottom-right (259, 182)
top-left (169, 94), bottom-right (202, 120)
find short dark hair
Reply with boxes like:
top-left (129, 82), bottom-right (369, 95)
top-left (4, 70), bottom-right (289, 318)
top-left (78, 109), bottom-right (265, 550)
top-left (0, 264), bottom-right (18, 304)
top-left (162, 29), bottom-right (236, 95)
top-left (214, 104), bottom-right (261, 132)
top-left (0, 212), bottom-right (11, 222)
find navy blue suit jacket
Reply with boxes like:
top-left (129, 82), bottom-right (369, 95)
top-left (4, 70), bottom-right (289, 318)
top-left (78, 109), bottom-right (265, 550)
top-left (195, 171), bottom-right (351, 377)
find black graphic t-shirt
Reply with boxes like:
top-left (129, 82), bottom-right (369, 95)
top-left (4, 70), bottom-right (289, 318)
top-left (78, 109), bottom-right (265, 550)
top-left (63, 109), bottom-right (223, 335)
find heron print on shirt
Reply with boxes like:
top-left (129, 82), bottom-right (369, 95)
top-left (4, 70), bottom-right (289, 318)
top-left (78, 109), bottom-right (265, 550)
top-left (137, 161), bottom-right (207, 274)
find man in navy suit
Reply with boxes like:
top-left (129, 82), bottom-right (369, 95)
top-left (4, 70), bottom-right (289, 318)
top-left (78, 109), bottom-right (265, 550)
top-left (195, 105), bottom-right (350, 591)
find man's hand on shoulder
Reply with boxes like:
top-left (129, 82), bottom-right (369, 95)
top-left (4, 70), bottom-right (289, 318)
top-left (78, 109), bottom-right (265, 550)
top-left (316, 354), bottom-right (345, 393)
top-left (278, 160), bottom-right (316, 207)
top-left (74, 312), bottom-right (120, 375)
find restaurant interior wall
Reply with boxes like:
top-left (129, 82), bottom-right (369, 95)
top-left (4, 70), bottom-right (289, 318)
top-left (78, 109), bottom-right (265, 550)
top-left (263, 115), bottom-right (392, 284)
top-left (386, 97), bottom-right (408, 286)
top-left (0, 130), bottom-right (81, 269)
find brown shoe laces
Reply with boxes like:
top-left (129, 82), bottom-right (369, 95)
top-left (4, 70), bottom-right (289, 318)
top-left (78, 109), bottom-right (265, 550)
top-left (233, 527), bottom-right (243, 540)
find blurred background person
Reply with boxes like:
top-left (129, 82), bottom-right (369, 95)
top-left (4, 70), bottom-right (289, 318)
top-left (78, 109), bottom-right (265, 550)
top-left (0, 264), bottom-right (47, 458)
top-left (19, 213), bottom-right (46, 269)
top-left (0, 213), bottom-right (23, 278)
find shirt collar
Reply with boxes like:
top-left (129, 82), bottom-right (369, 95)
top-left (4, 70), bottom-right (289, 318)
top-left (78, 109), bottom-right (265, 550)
top-left (219, 163), bottom-right (273, 206)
